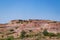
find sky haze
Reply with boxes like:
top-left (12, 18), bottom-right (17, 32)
top-left (0, 0), bottom-right (60, 23)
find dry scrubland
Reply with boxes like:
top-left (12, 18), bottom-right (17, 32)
top-left (0, 19), bottom-right (60, 40)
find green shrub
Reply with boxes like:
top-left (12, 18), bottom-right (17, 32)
top-left (20, 30), bottom-right (26, 39)
top-left (6, 36), bottom-right (14, 40)
top-left (43, 29), bottom-right (56, 38)
top-left (43, 29), bottom-right (49, 36)
top-left (48, 33), bottom-right (56, 38)
top-left (56, 33), bottom-right (60, 38)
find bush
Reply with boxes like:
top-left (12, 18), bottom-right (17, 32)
top-left (48, 33), bottom-right (56, 38)
top-left (56, 33), bottom-right (60, 38)
top-left (43, 29), bottom-right (56, 38)
top-left (43, 29), bottom-right (49, 36)
top-left (20, 30), bottom-right (26, 39)
top-left (29, 30), bottom-right (32, 32)
top-left (6, 36), bottom-right (14, 40)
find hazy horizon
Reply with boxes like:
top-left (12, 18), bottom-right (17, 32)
top-left (0, 0), bottom-right (60, 23)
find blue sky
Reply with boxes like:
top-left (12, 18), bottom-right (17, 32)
top-left (0, 0), bottom-right (60, 23)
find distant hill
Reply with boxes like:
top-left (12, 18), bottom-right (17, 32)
top-left (0, 19), bottom-right (60, 40)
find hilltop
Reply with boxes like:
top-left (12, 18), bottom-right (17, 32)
top-left (0, 19), bottom-right (60, 40)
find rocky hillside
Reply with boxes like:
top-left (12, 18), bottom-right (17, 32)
top-left (0, 19), bottom-right (60, 40)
